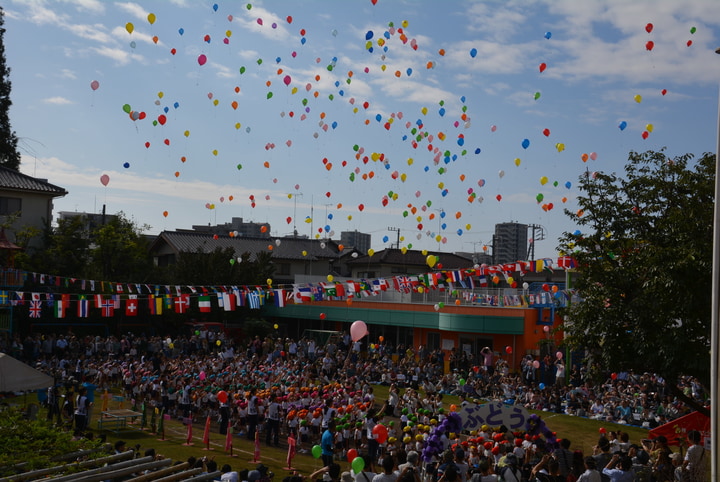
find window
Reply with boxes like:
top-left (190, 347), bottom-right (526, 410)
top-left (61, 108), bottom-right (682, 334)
top-left (0, 197), bottom-right (21, 215)
top-left (427, 332), bottom-right (440, 351)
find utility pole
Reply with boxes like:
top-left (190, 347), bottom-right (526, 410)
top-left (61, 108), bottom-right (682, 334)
top-left (387, 226), bottom-right (400, 248)
top-left (292, 193), bottom-right (303, 237)
top-left (526, 224), bottom-right (545, 261)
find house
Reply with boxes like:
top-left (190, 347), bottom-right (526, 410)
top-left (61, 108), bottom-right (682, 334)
top-left (148, 230), bottom-right (345, 285)
top-left (0, 166), bottom-right (67, 250)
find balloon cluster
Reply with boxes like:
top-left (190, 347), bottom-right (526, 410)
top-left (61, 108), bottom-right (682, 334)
top-left (420, 411), bottom-right (463, 462)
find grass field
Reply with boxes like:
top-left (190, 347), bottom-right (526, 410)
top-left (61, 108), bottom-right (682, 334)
top-left (84, 384), bottom-right (650, 478)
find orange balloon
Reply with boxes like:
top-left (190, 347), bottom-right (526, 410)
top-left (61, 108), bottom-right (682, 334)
top-left (163, 211), bottom-right (168, 217)
top-left (438, 48), bottom-right (446, 56)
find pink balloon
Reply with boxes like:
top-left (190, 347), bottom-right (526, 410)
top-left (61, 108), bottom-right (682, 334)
top-left (350, 320), bottom-right (368, 342)
top-left (90, 80), bottom-right (100, 91)
top-left (198, 54), bottom-right (207, 66)
top-left (283, 75), bottom-right (292, 86)
top-left (100, 174), bottom-right (110, 186)
top-left (556, 351), bottom-right (563, 359)
top-left (589, 152), bottom-right (598, 160)
top-left (490, 125), bottom-right (497, 132)
top-left (257, 18), bottom-right (263, 25)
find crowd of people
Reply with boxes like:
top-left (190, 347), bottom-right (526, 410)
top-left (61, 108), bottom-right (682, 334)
top-left (0, 329), bottom-right (710, 481)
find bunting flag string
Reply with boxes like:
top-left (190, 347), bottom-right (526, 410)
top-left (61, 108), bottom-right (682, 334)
top-left (4, 256), bottom-right (576, 318)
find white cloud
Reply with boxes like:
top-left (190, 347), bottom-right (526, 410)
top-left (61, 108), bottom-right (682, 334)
top-left (90, 46), bottom-right (138, 65)
top-left (43, 97), bottom-right (73, 105)
top-left (114, 2), bottom-right (148, 22)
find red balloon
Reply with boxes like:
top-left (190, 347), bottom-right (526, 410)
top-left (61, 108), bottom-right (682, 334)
top-left (661, 89), bottom-right (667, 96)
top-left (641, 131), bottom-right (649, 139)
top-left (645, 41), bottom-right (654, 51)
top-left (90, 80), bottom-right (100, 91)
top-left (611, 372), bottom-right (618, 380)
top-left (645, 23), bottom-right (653, 33)
top-left (347, 448), bottom-right (358, 462)
top-left (505, 346), bottom-right (512, 354)
top-left (319, 313), bottom-right (327, 320)
top-left (198, 54), bottom-right (207, 65)
top-left (542, 283), bottom-right (550, 292)
top-left (100, 174), bottom-right (110, 186)
top-left (539, 62), bottom-right (547, 73)
top-left (372, 424), bottom-right (388, 444)
top-left (217, 390), bottom-right (228, 404)
top-left (542, 128), bottom-right (550, 137)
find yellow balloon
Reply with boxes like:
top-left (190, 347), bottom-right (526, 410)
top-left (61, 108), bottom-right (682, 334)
top-left (426, 255), bottom-right (436, 268)
top-left (302, 250), bottom-right (308, 256)
top-left (157, 91), bottom-right (164, 99)
top-left (401, 247), bottom-right (408, 254)
top-left (213, 99), bottom-right (219, 106)
top-left (147, 13), bottom-right (156, 24)
top-left (291, 87), bottom-right (298, 94)
top-left (184, 130), bottom-right (190, 137)
top-left (435, 235), bottom-right (442, 242)
top-left (126, 22), bottom-right (134, 34)
top-left (634, 94), bottom-right (642, 103)
top-left (438, 182), bottom-right (444, 189)
top-left (514, 158), bottom-right (521, 167)
top-left (274, 324), bottom-right (279, 329)
top-left (267, 278), bottom-right (273, 285)
top-left (288, 193), bottom-right (293, 199)
top-left (235, 123), bottom-right (241, 129)
top-left (556, 143), bottom-right (565, 152)
top-left (327, 274), bottom-right (334, 282)
top-left (422, 249), bottom-right (428, 256)
top-left (381, 64), bottom-right (387, 71)
top-left (226, 30), bottom-right (232, 37)
top-left (216, 340), bottom-right (222, 346)
top-left (407, 158), bottom-right (414, 165)
top-left (466, 224), bottom-right (471, 230)
top-left (417, 286), bottom-right (424, 293)
top-left (368, 248), bottom-right (375, 256)
top-left (402, 20), bottom-right (409, 28)
top-left (421, 107), bottom-right (428, 115)
top-left (212, 149), bottom-right (218, 156)
top-left (646, 124), bottom-right (654, 132)
top-left (540, 176), bottom-right (549, 185)
top-left (416, 216), bottom-right (422, 222)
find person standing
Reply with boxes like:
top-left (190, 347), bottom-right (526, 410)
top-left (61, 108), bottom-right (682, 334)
top-left (480, 347), bottom-right (494, 377)
top-left (321, 420), bottom-right (336, 468)
top-left (74, 387), bottom-right (90, 431)
top-left (219, 398), bottom-right (231, 435)
top-left (265, 396), bottom-right (281, 447)
top-left (679, 430), bottom-right (707, 482)
top-left (247, 387), bottom-right (259, 441)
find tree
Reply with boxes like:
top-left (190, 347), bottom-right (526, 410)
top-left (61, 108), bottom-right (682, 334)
top-left (88, 212), bottom-right (152, 281)
top-left (0, 7), bottom-right (21, 170)
top-left (558, 149), bottom-right (713, 412)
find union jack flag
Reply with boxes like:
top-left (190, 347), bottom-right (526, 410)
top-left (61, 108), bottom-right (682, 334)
top-left (29, 300), bottom-right (42, 318)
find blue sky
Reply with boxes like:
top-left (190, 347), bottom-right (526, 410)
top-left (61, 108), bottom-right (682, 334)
top-left (5, 0), bottom-right (720, 259)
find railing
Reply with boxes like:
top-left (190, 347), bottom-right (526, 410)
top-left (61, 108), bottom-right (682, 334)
top-left (0, 268), bottom-right (26, 288)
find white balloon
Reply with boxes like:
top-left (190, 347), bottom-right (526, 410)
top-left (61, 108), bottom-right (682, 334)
top-left (498, 170), bottom-right (505, 178)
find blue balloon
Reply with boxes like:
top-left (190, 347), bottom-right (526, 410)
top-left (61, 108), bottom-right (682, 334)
top-left (406, 68), bottom-right (412, 76)
top-left (123, 162), bottom-right (130, 168)
top-left (365, 30), bottom-right (374, 40)
top-left (619, 121), bottom-right (627, 131)
top-left (384, 31), bottom-right (390, 39)
top-left (383, 46), bottom-right (388, 52)
top-left (441, 223), bottom-right (447, 230)
top-left (376, 114), bottom-right (382, 122)
top-left (424, 166), bottom-right (430, 172)
top-left (565, 181), bottom-right (572, 189)
top-left (470, 48), bottom-right (478, 58)
top-left (338, 90), bottom-right (344, 96)
top-left (324, 225), bottom-right (330, 232)
top-left (164, 107), bottom-right (169, 113)
top-left (331, 121), bottom-right (338, 129)
top-left (544, 32), bottom-right (552, 39)
top-left (402, 135), bottom-right (408, 141)
top-left (474, 148), bottom-right (481, 154)
top-left (301, 37), bottom-right (306, 45)
top-left (383, 236), bottom-right (389, 243)
top-left (457, 138), bottom-right (464, 146)
top-left (173, 102), bottom-right (180, 109)
top-left (327, 213), bottom-right (333, 220)
top-left (452, 154), bottom-right (457, 161)
top-left (384, 163), bottom-right (391, 170)
top-left (522, 138), bottom-right (530, 149)
top-left (213, 3), bottom-right (218, 12)
top-left (416, 119), bottom-right (423, 126)
top-left (460, 96), bottom-right (466, 103)
top-left (438, 108), bottom-right (445, 117)
top-left (539, 383), bottom-right (546, 390)
top-left (457, 229), bottom-right (463, 236)
top-left (440, 211), bottom-right (446, 218)
top-left (334, 81), bottom-right (340, 87)
top-left (368, 47), bottom-right (373, 53)
top-left (178, 28), bottom-right (184, 36)
top-left (444, 156), bottom-right (450, 164)
top-left (332, 57), bottom-right (338, 63)
top-left (573, 230), bottom-right (581, 236)
top-left (276, 57), bottom-right (281, 63)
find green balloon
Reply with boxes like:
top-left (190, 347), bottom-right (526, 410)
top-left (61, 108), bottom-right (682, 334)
top-left (256, 58), bottom-right (263, 65)
top-left (352, 456), bottom-right (365, 473)
top-left (237, 164), bottom-right (243, 170)
top-left (459, 378), bottom-right (466, 386)
top-left (266, 92), bottom-right (273, 99)
top-left (122, 104), bottom-right (132, 113)
top-left (239, 66), bottom-right (246, 74)
top-left (534, 92), bottom-right (541, 100)
top-left (312, 444), bottom-right (322, 459)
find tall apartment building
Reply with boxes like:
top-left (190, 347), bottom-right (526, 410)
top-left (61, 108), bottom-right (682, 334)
top-left (493, 222), bottom-right (528, 264)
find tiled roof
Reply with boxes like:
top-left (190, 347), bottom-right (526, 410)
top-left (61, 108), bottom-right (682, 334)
top-left (346, 248), bottom-right (473, 269)
top-left (152, 231), bottom-right (342, 261)
top-left (0, 166), bottom-right (67, 196)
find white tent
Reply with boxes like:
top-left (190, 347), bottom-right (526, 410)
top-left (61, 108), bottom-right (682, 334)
top-left (0, 352), bottom-right (54, 392)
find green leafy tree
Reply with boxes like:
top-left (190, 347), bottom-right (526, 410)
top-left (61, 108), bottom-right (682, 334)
top-left (88, 212), bottom-right (152, 281)
top-left (0, 7), bottom-right (20, 170)
top-left (21, 216), bottom-right (91, 275)
top-left (558, 149), bottom-right (713, 413)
